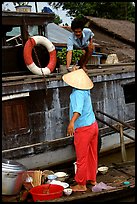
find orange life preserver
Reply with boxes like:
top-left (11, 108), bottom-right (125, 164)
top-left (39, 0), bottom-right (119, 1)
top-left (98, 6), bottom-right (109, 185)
top-left (23, 36), bottom-right (56, 75)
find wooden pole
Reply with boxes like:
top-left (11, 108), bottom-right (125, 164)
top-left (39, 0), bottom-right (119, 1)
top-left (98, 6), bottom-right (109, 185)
top-left (96, 110), bottom-right (135, 130)
top-left (95, 115), bottom-right (135, 141)
top-left (35, 2), bottom-right (38, 13)
top-left (119, 123), bottom-right (127, 162)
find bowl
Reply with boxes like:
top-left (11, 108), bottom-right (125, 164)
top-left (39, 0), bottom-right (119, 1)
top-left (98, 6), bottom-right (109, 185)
top-left (29, 184), bottom-right (64, 202)
top-left (98, 166), bottom-right (108, 174)
top-left (63, 188), bottom-right (72, 196)
top-left (42, 170), bottom-right (55, 184)
top-left (54, 172), bottom-right (67, 177)
top-left (54, 172), bottom-right (68, 181)
top-left (47, 174), bottom-right (57, 181)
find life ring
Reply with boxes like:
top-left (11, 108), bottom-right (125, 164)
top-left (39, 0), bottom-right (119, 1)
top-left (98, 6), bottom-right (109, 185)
top-left (23, 36), bottom-right (56, 75)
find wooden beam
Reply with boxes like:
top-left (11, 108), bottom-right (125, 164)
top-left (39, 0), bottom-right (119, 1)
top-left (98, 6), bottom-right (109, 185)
top-left (119, 123), bottom-right (127, 162)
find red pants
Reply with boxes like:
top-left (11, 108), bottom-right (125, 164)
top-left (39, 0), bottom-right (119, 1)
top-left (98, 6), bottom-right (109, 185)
top-left (74, 121), bottom-right (98, 185)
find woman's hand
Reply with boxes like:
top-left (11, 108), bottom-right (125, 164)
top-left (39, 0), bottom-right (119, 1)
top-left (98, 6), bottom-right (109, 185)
top-left (67, 112), bottom-right (80, 136)
top-left (67, 121), bottom-right (75, 136)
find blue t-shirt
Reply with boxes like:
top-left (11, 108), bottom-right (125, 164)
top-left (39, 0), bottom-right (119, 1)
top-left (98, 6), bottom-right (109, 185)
top-left (67, 28), bottom-right (94, 51)
top-left (69, 88), bottom-right (96, 129)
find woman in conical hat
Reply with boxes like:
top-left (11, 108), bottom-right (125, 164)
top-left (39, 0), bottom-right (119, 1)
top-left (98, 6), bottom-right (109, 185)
top-left (62, 69), bottom-right (99, 192)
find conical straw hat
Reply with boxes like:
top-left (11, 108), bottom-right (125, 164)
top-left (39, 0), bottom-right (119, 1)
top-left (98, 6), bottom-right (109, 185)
top-left (62, 69), bottom-right (94, 90)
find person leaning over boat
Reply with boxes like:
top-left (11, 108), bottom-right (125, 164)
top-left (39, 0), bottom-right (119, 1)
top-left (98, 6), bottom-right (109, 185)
top-left (66, 18), bottom-right (95, 73)
top-left (62, 69), bottom-right (99, 192)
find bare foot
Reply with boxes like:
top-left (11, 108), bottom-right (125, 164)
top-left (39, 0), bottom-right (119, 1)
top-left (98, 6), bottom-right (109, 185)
top-left (89, 180), bottom-right (97, 186)
top-left (70, 184), bottom-right (87, 192)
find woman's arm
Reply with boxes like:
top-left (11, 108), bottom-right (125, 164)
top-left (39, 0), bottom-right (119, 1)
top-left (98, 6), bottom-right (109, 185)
top-left (67, 112), bottom-right (80, 136)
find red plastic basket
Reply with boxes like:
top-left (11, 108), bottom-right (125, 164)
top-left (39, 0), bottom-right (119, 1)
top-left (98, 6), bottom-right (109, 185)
top-left (29, 184), bottom-right (64, 202)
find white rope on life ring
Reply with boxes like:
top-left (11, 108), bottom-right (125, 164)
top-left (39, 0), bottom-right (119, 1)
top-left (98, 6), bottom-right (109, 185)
top-left (23, 36), bottom-right (57, 75)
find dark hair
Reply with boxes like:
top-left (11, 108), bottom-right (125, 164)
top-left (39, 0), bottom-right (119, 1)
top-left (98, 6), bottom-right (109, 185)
top-left (71, 18), bottom-right (85, 31)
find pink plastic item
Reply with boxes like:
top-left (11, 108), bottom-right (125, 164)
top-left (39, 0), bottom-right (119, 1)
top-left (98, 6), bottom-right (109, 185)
top-left (92, 182), bottom-right (116, 192)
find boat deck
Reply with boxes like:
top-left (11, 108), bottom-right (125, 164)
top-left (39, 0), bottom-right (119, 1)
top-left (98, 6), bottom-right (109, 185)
top-left (2, 160), bottom-right (135, 202)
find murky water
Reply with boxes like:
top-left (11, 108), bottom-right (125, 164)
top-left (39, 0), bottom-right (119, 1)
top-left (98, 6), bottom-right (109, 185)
top-left (99, 145), bottom-right (135, 166)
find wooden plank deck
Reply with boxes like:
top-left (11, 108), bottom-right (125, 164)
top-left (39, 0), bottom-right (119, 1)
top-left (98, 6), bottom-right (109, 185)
top-left (2, 161), bottom-right (135, 202)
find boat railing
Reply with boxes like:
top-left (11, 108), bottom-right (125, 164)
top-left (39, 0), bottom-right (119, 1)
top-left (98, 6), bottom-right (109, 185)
top-left (95, 110), bottom-right (135, 162)
top-left (6, 34), bottom-right (22, 45)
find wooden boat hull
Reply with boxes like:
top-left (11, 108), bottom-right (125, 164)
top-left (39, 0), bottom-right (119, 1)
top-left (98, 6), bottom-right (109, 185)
top-left (2, 130), bottom-right (135, 170)
top-left (2, 12), bottom-right (135, 171)
top-left (2, 65), bottom-right (135, 169)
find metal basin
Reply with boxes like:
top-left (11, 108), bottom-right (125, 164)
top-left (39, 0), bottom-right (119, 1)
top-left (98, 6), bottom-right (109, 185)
top-left (2, 158), bottom-right (27, 195)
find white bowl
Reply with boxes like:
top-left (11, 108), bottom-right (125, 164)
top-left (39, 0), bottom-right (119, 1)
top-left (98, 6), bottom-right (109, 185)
top-left (54, 172), bottom-right (67, 177)
top-left (63, 188), bottom-right (72, 196)
top-left (54, 172), bottom-right (68, 181)
top-left (98, 166), bottom-right (108, 174)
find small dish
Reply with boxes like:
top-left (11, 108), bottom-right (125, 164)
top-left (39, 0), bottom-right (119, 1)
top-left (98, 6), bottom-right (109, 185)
top-left (98, 166), bottom-right (108, 174)
top-left (63, 188), bottom-right (72, 196)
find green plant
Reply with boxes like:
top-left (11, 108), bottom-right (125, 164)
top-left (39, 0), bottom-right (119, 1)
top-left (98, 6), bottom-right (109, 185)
top-left (57, 48), bottom-right (83, 65)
